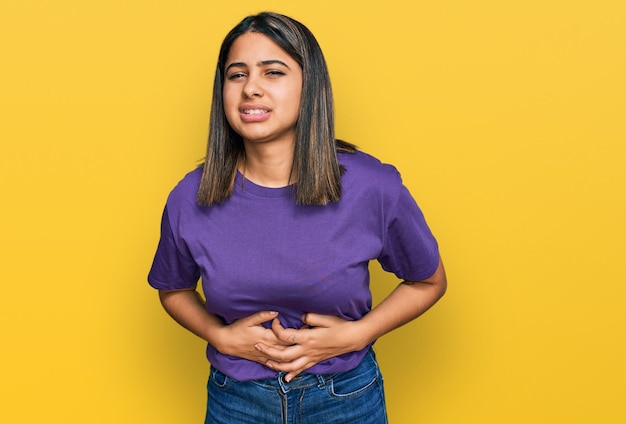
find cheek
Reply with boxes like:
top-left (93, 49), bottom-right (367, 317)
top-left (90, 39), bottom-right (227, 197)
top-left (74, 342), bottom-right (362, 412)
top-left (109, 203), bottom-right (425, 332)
top-left (222, 90), bottom-right (238, 123)
top-left (222, 88), bottom-right (234, 110)
top-left (290, 94), bottom-right (302, 120)
top-left (290, 84), bottom-right (303, 115)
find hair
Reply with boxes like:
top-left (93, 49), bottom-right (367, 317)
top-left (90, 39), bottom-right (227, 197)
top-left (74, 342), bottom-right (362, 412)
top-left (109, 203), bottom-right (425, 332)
top-left (197, 11), bottom-right (355, 206)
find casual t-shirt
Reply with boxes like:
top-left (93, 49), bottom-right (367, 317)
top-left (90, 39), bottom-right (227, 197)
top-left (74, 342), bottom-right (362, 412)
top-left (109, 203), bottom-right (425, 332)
top-left (148, 150), bottom-right (439, 381)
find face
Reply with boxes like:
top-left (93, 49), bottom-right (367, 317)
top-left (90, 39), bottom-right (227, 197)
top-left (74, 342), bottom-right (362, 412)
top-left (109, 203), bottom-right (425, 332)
top-left (223, 32), bottom-right (303, 147)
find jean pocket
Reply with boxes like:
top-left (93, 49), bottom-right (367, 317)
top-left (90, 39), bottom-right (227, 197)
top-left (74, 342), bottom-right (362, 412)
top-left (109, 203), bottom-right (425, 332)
top-left (209, 367), bottom-right (230, 389)
top-left (328, 357), bottom-right (380, 399)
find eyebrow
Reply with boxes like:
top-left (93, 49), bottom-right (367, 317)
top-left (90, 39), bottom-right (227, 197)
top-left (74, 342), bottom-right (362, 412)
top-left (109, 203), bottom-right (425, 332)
top-left (225, 60), bottom-right (291, 72)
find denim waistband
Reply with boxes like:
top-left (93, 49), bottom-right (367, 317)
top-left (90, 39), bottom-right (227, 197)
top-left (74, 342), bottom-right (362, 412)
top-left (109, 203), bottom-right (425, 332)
top-left (210, 348), bottom-right (376, 395)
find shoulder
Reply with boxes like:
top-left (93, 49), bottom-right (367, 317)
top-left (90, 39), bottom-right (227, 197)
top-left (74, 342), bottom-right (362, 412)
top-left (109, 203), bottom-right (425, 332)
top-left (338, 150), bottom-right (402, 187)
top-left (165, 166), bottom-right (203, 209)
top-left (337, 150), bottom-right (409, 210)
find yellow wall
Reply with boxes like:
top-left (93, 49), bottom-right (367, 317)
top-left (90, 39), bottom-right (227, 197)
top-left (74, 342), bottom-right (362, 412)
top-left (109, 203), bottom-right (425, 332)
top-left (1, 1), bottom-right (624, 423)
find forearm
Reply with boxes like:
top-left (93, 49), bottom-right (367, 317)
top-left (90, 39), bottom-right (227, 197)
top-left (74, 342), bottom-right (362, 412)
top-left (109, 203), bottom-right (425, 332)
top-left (356, 258), bottom-right (447, 347)
top-left (158, 289), bottom-right (288, 362)
top-left (260, 259), bottom-right (446, 379)
top-left (158, 289), bottom-right (224, 344)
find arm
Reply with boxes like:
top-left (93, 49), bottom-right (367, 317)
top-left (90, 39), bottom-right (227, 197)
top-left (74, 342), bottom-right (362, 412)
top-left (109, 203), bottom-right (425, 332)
top-left (158, 288), bottom-right (290, 364)
top-left (356, 256), bottom-right (447, 345)
top-left (258, 257), bottom-right (447, 381)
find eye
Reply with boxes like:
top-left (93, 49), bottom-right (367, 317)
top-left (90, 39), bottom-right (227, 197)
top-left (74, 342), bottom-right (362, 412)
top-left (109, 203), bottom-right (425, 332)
top-left (266, 70), bottom-right (285, 78)
top-left (227, 72), bottom-right (246, 80)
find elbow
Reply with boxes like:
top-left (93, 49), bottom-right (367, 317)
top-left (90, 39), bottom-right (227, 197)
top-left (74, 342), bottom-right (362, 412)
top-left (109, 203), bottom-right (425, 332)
top-left (430, 256), bottom-right (448, 300)
top-left (437, 276), bottom-right (447, 300)
top-left (158, 287), bottom-right (197, 308)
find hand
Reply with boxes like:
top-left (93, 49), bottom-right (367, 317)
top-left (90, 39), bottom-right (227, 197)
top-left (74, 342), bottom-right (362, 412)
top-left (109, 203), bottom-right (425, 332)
top-left (215, 311), bottom-right (293, 365)
top-left (255, 313), bottom-right (368, 382)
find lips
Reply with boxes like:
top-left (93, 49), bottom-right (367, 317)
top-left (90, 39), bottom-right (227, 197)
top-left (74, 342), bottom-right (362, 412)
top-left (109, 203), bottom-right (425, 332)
top-left (239, 104), bottom-right (271, 122)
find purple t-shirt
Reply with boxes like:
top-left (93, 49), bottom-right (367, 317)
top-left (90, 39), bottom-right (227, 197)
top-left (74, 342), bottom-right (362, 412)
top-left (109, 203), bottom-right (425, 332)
top-left (148, 150), bottom-right (439, 380)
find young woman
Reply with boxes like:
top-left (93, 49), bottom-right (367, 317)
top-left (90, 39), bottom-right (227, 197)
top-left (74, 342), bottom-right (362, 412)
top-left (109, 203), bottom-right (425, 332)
top-left (148, 11), bottom-right (447, 423)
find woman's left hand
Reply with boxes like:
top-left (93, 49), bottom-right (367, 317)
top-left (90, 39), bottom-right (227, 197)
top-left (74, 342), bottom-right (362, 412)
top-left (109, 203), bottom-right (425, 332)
top-left (256, 258), bottom-right (447, 382)
top-left (254, 313), bottom-right (369, 382)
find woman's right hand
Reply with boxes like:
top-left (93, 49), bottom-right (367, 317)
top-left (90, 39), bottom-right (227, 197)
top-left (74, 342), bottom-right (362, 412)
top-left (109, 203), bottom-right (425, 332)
top-left (214, 311), bottom-right (292, 363)
top-left (158, 289), bottom-right (291, 365)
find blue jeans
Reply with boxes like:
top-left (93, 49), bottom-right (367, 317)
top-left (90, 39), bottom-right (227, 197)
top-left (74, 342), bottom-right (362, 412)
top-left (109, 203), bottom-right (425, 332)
top-left (205, 349), bottom-right (388, 424)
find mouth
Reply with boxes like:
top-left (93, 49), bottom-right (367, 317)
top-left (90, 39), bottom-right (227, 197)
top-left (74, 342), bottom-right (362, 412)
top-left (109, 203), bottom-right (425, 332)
top-left (241, 109), bottom-right (270, 115)
top-left (239, 106), bottom-right (271, 122)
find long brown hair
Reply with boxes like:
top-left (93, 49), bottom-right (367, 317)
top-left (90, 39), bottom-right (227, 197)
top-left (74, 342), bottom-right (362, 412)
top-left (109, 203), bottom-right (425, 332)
top-left (197, 12), bottom-right (355, 206)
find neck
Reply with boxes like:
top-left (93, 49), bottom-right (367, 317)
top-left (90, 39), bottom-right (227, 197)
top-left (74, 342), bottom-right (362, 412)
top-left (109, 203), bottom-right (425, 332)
top-left (240, 140), bottom-right (295, 188)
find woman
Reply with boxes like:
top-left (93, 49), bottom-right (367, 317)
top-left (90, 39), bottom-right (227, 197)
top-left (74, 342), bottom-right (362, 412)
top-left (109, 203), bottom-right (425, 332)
top-left (148, 11), bottom-right (447, 423)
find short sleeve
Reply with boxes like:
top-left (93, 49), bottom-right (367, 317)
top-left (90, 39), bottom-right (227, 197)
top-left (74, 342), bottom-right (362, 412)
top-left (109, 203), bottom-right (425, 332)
top-left (147, 206), bottom-right (201, 290)
top-left (378, 184), bottom-right (440, 282)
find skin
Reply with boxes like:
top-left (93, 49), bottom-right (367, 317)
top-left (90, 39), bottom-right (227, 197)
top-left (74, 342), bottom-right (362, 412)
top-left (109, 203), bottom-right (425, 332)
top-left (158, 31), bottom-right (448, 382)
top-left (223, 31), bottom-right (302, 187)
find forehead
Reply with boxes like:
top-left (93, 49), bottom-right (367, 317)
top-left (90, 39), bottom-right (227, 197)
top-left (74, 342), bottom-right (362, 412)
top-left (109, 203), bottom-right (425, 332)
top-left (226, 32), bottom-right (297, 65)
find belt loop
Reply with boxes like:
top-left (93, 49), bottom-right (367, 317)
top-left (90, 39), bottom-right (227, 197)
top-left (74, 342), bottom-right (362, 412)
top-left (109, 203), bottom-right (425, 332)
top-left (316, 373), bottom-right (328, 389)
top-left (278, 372), bottom-right (290, 393)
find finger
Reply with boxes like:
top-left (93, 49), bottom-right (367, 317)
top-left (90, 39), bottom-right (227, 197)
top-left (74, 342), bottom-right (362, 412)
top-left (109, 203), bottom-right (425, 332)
top-left (241, 310), bottom-right (279, 326)
top-left (271, 318), bottom-right (301, 344)
top-left (285, 369), bottom-right (307, 383)
top-left (270, 317), bottom-right (286, 332)
top-left (283, 367), bottom-right (309, 383)
top-left (255, 342), bottom-right (301, 362)
top-left (301, 312), bottom-right (340, 328)
top-left (266, 357), bottom-right (315, 382)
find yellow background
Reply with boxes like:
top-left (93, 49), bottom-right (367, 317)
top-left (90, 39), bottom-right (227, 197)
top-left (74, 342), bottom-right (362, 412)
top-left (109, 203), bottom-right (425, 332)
top-left (1, 1), bottom-right (624, 422)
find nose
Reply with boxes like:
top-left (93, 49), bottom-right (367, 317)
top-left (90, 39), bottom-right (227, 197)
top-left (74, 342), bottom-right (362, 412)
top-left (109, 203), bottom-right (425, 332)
top-left (243, 75), bottom-right (263, 98)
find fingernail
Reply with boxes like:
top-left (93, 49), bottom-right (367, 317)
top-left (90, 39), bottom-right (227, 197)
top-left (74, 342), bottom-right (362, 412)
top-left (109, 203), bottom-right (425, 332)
top-left (254, 344), bottom-right (261, 351)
